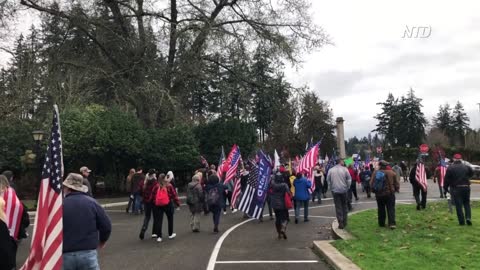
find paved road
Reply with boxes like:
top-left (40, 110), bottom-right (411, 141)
top-left (16, 179), bottom-right (480, 270)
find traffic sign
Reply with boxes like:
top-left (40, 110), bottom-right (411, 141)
top-left (419, 144), bottom-right (429, 153)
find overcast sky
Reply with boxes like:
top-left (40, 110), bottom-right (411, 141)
top-left (2, 0), bottom-right (480, 140)
top-left (285, 0), bottom-right (480, 139)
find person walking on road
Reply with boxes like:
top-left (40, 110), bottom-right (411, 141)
top-left (392, 163), bottom-right (402, 186)
top-left (370, 160), bottom-right (399, 229)
top-left (444, 153), bottom-right (474, 226)
top-left (347, 164), bottom-right (359, 209)
top-left (312, 165), bottom-right (323, 204)
top-left (327, 158), bottom-right (352, 229)
top-left (62, 173), bottom-right (112, 270)
top-left (293, 171), bottom-right (311, 224)
top-left (187, 174), bottom-right (205, 232)
top-left (131, 167), bottom-right (145, 215)
top-left (409, 161), bottom-right (428, 210)
top-left (270, 173), bottom-right (291, 239)
top-left (359, 166), bottom-right (372, 198)
top-left (433, 166), bottom-right (445, 198)
top-left (126, 168), bottom-right (135, 213)
top-left (139, 170), bottom-right (159, 240)
top-left (205, 174), bottom-right (226, 233)
top-left (153, 173), bottom-right (180, 242)
top-left (80, 166), bottom-right (93, 197)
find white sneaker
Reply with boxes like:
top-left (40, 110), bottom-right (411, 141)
top-left (223, 211), bottom-right (227, 215)
top-left (232, 209), bottom-right (238, 213)
top-left (151, 234), bottom-right (158, 238)
top-left (156, 237), bottom-right (162, 243)
top-left (168, 233), bottom-right (176, 239)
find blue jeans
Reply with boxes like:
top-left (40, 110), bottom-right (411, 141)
top-left (294, 200), bottom-right (309, 220)
top-left (133, 192), bottom-right (142, 214)
top-left (63, 250), bottom-right (99, 270)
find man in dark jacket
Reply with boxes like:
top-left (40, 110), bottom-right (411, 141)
top-left (444, 153), bottom-right (474, 226)
top-left (131, 168), bottom-right (145, 215)
top-left (409, 161), bottom-right (428, 210)
top-left (63, 173), bottom-right (111, 269)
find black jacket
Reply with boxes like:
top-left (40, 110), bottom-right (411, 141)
top-left (270, 178), bottom-right (290, 210)
top-left (0, 219), bottom-right (17, 270)
top-left (63, 192), bottom-right (112, 253)
top-left (444, 162), bottom-right (474, 191)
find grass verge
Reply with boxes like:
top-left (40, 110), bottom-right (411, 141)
top-left (333, 201), bottom-right (480, 270)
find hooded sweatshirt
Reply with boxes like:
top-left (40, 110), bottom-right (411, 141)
top-left (327, 164), bottom-right (352, 194)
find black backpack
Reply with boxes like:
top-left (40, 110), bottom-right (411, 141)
top-left (207, 186), bottom-right (221, 207)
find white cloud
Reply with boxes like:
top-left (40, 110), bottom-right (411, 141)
top-left (286, 0), bottom-right (480, 138)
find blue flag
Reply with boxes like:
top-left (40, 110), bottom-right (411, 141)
top-left (237, 150), bottom-right (272, 219)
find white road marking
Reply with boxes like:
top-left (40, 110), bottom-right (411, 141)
top-left (216, 260), bottom-right (319, 264)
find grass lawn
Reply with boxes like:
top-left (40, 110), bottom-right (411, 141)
top-left (333, 201), bottom-right (480, 270)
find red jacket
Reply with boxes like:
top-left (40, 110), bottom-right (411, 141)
top-left (142, 180), bottom-right (159, 203)
top-left (348, 168), bottom-right (360, 183)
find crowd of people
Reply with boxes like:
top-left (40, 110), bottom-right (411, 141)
top-left (0, 152), bottom-right (476, 269)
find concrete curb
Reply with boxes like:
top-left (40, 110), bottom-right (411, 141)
top-left (312, 241), bottom-right (361, 270)
top-left (331, 219), bottom-right (354, 240)
top-left (315, 208), bottom-right (376, 270)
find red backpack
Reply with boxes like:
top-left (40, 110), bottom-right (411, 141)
top-left (155, 186), bottom-right (170, 206)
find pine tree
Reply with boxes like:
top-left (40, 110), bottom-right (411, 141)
top-left (451, 101), bottom-right (470, 146)
top-left (397, 89), bottom-right (427, 147)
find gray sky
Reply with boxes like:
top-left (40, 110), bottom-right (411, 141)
top-left (285, 0), bottom-right (480, 139)
top-left (2, 0), bottom-right (480, 140)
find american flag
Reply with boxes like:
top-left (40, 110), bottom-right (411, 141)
top-left (296, 142), bottom-right (320, 192)
top-left (3, 187), bottom-right (24, 240)
top-left (216, 146), bottom-right (226, 179)
top-left (230, 156), bottom-right (244, 210)
top-left (439, 156), bottom-right (447, 188)
top-left (238, 153), bottom-right (271, 219)
top-left (354, 153), bottom-right (360, 170)
top-left (21, 105), bottom-right (63, 270)
top-left (224, 145), bottom-right (241, 184)
top-left (416, 162), bottom-right (428, 192)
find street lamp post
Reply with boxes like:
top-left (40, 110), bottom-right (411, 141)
top-left (406, 143), bottom-right (411, 172)
top-left (32, 130), bottom-right (44, 201)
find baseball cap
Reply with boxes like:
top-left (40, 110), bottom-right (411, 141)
top-left (80, 166), bottom-right (92, 173)
top-left (453, 153), bottom-right (462, 160)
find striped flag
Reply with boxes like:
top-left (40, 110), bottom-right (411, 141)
top-left (230, 156), bottom-right (244, 210)
top-left (3, 187), bottom-right (24, 240)
top-left (224, 145), bottom-right (241, 184)
top-left (365, 154), bottom-right (370, 168)
top-left (416, 162), bottom-right (428, 192)
top-left (217, 146), bottom-right (226, 179)
top-left (296, 142), bottom-right (320, 192)
top-left (439, 156), bottom-right (447, 188)
top-left (238, 152), bottom-right (272, 219)
top-left (21, 105), bottom-right (64, 270)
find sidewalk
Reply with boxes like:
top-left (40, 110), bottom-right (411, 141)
top-left (28, 195), bottom-right (186, 215)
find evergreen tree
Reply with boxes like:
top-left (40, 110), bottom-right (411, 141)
top-left (396, 89), bottom-right (427, 147)
top-left (451, 101), bottom-right (470, 146)
top-left (433, 103), bottom-right (453, 135)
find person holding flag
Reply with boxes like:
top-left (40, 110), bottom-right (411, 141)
top-left (409, 159), bottom-right (429, 210)
top-left (433, 154), bottom-right (447, 198)
top-left (0, 177), bottom-right (18, 270)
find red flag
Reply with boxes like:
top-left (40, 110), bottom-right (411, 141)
top-left (416, 162), bottom-right (428, 192)
top-left (21, 105), bottom-right (63, 270)
top-left (224, 145), bottom-right (241, 184)
top-left (3, 187), bottom-right (24, 240)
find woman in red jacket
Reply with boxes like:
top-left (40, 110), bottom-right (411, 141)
top-left (139, 169), bottom-right (160, 240)
top-left (153, 173), bottom-right (180, 242)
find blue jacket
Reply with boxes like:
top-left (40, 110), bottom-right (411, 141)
top-left (293, 177), bottom-right (312, 200)
top-left (63, 192), bottom-right (112, 253)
